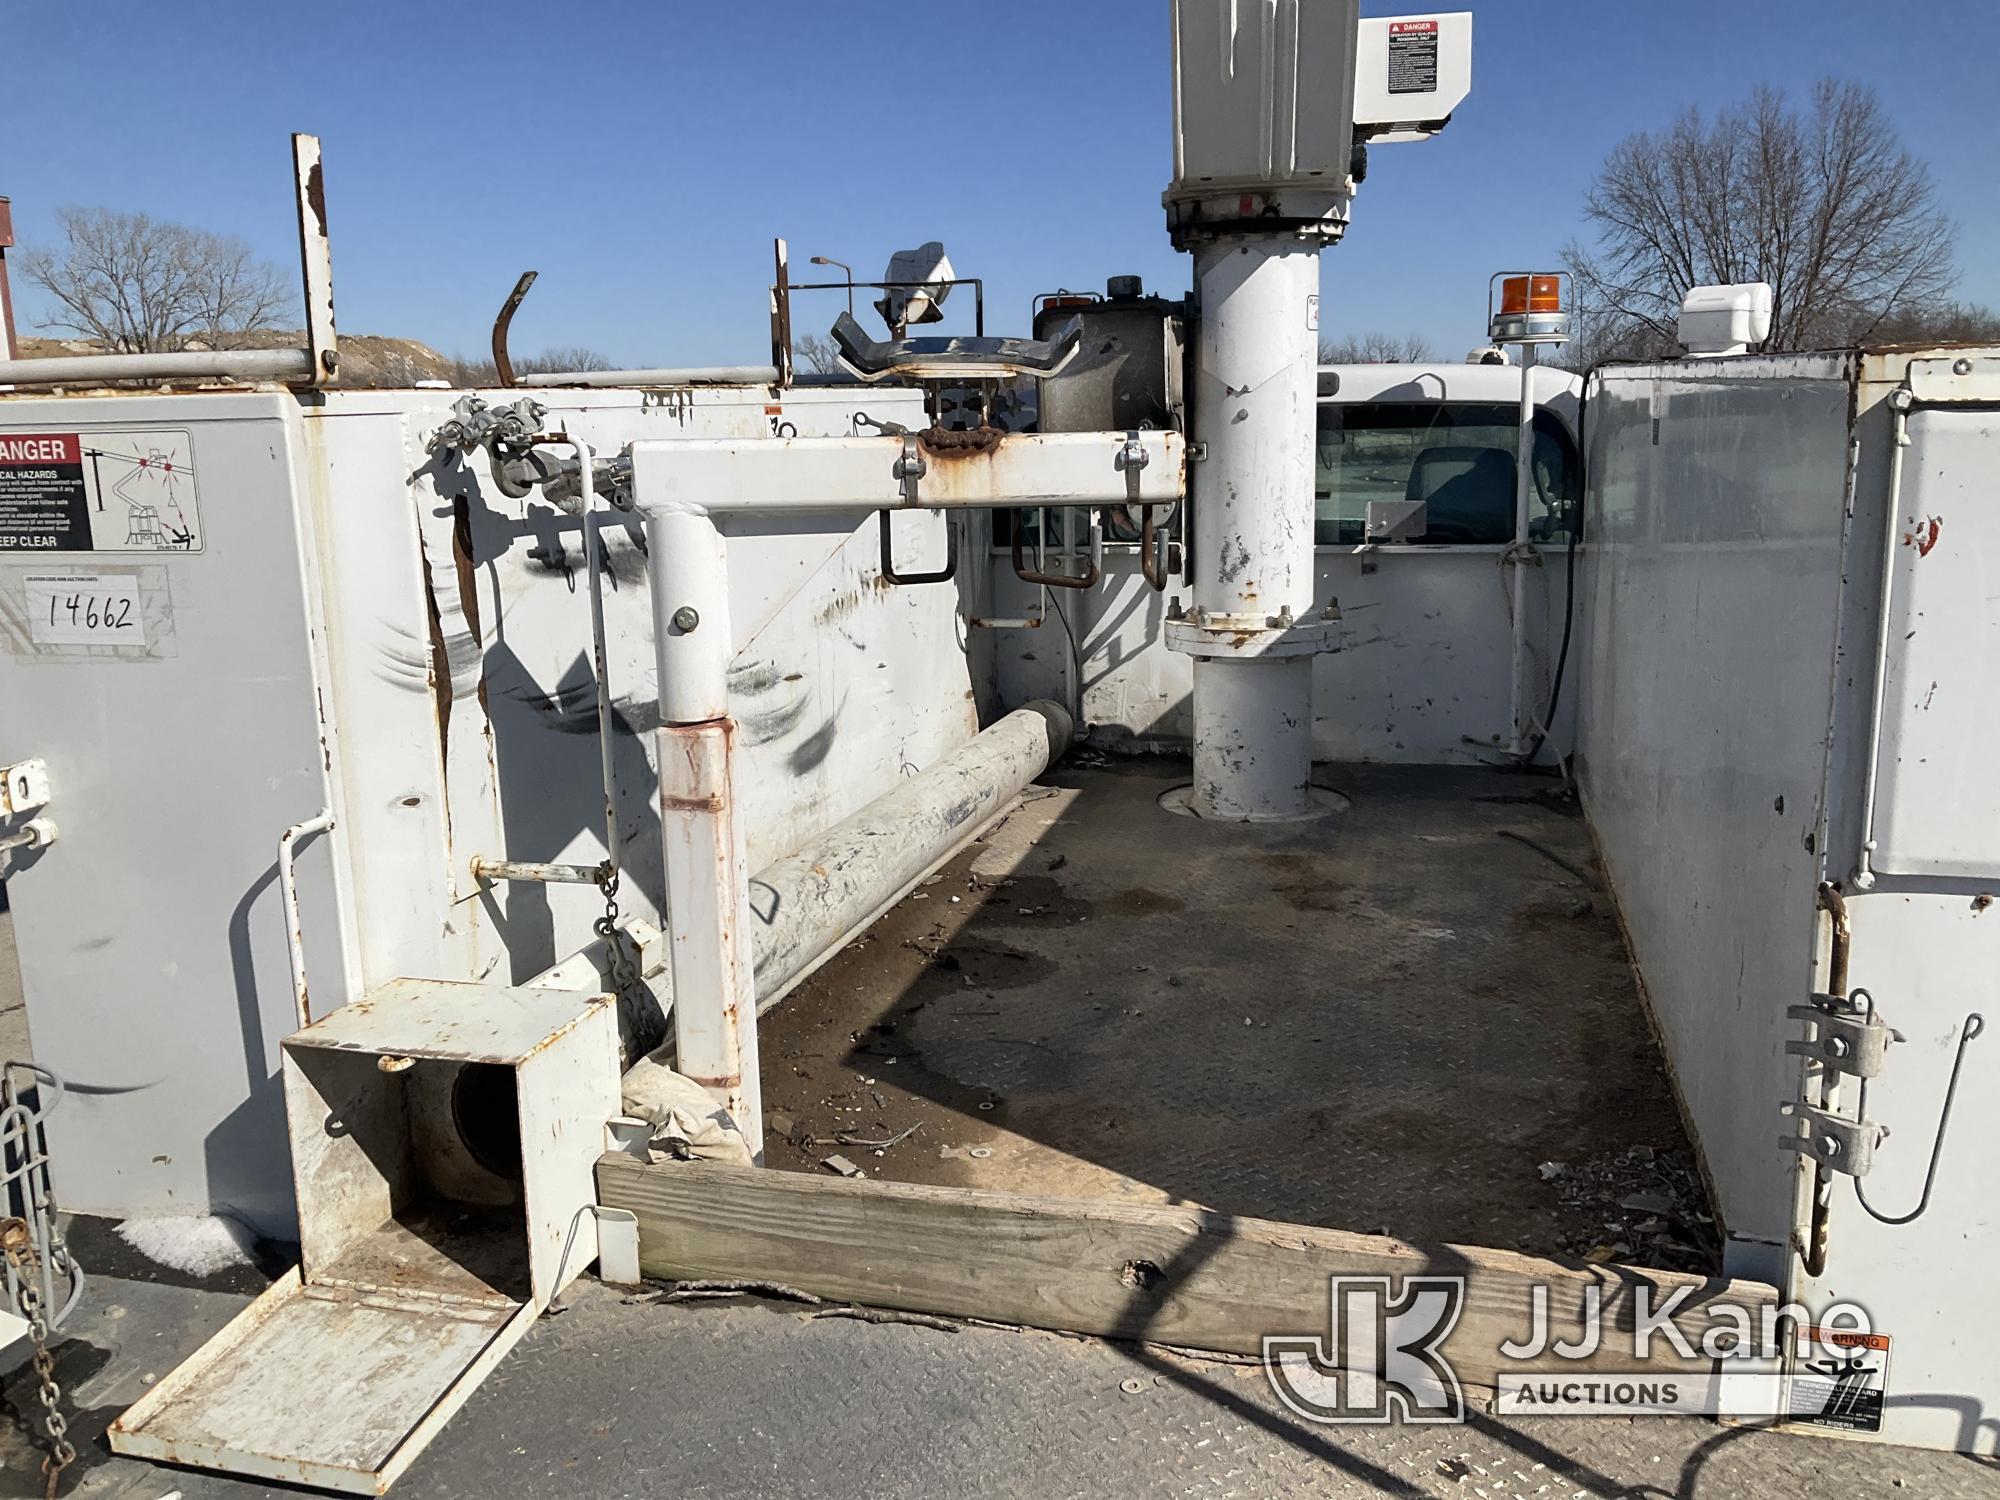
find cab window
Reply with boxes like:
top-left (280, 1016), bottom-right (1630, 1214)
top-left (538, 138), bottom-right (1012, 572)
top-left (1314, 401), bottom-right (1581, 546)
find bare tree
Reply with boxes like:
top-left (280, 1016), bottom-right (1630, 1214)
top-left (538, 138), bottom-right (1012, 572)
top-left (1317, 331), bottom-right (1434, 363)
top-left (1565, 80), bottom-right (1958, 355)
top-left (511, 346), bottom-right (613, 376)
top-left (19, 207), bottom-right (292, 352)
top-left (793, 332), bottom-right (843, 375)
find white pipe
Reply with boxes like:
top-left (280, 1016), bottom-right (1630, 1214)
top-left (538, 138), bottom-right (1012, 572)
top-left (649, 510), bottom-right (734, 725)
top-left (1506, 346), bottom-right (1540, 755)
top-left (279, 809), bottom-right (334, 1028)
top-left (520, 365), bottom-right (781, 388)
top-left (747, 701), bottom-right (1074, 1007)
top-left (648, 507), bottom-right (761, 1156)
top-left (615, 701), bottom-right (1073, 1072)
top-left (1182, 235), bottom-right (1324, 820)
top-left (628, 431), bottom-right (1183, 517)
top-left (1851, 388), bottom-right (1915, 890)
top-left (0, 348), bottom-right (314, 386)
top-left (658, 720), bottom-right (762, 1158)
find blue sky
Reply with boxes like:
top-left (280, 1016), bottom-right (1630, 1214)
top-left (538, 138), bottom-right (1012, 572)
top-left (5, 1), bottom-right (1997, 365)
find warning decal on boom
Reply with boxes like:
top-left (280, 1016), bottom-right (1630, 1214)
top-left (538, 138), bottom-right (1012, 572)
top-left (0, 429), bottom-right (204, 553)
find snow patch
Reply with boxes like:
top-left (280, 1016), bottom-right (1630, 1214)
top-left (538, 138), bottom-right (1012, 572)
top-left (116, 1213), bottom-right (257, 1276)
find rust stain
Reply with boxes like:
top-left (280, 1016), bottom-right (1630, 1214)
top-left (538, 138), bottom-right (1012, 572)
top-left (918, 425), bottom-right (1004, 460)
top-left (304, 161), bottom-right (329, 238)
top-left (682, 1072), bottom-right (742, 1089)
top-left (661, 791), bottom-right (727, 813)
top-left (1903, 515), bottom-right (1943, 556)
top-left (450, 496), bottom-right (492, 717)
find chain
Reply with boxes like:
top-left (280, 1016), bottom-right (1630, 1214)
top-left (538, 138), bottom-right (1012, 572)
top-left (3, 1217), bottom-right (75, 1498)
top-left (593, 863), bottom-right (641, 998)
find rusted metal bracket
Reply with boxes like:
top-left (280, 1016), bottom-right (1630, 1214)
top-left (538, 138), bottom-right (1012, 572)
top-left (878, 510), bottom-right (957, 586)
top-left (1011, 516), bottom-right (1099, 590)
top-left (770, 238), bottom-right (794, 388)
top-left (1786, 994), bottom-right (1898, 1080)
top-left (1139, 505), bottom-right (1171, 590)
top-left (1118, 433), bottom-right (1175, 592)
top-left (290, 134), bottom-right (339, 386)
top-left (1781, 981), bottom-right (1985, 1229)
top-left (1778, 1100), bottom-right (1884, 1178)
top-left (491, 271), bottom-right (538, 388)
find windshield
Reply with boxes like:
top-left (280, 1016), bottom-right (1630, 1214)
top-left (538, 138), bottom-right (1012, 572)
top-left (1314, 401), bottom-right (1581, 546)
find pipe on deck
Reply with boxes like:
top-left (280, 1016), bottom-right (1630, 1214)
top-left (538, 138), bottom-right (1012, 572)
top-left (746, 699), bottom-right (1073, 1012)
top-left (0, 348), bottom-right (314, 386)
top-left (620, 697), bottom-right (1072, 1051)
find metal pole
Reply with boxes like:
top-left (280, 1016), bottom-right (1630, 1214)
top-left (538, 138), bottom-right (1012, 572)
top-left (648, 508), bottom-right (763, 1158)
top-left (279, 809), bottom-right (334, 1029)
top-left (1506, 343), bottom-right (1539, 755)
top-left (0, 348), bottom-right (315, 387)
top-left (574, 440), bottom-right (621, 881)
top-left (290, 134), bottom-right (338, 386)
top-left (469, 857), bottom-right (604, 885)
top-left (0, 196), bottom-right (17, 362)
top-left (518, 366), bottom-right (782, 389)
top-left (810, 257), bottom-right (854, 318)
top-left (1175, 235), bottom-right (1330, 820)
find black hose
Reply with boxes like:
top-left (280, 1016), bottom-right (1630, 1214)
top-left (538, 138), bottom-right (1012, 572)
top-left (1523, 362), bottom-right (1607, 769)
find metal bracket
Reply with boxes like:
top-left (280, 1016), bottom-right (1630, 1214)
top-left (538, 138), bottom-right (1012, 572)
top-left (878, 509), bottom-right (957, 586)
top-left (892, 434), bottom-right (927, 507)
top-left (1118, 431), bottom-right (1173, 592)
top-left (0, 759), bottom-right (50, 816)
top-left (1786, 994), bottom-right (1899, 1080)
top-left (1779, 984), bottom-right (1987, 1227)
top-left (1778, 1100), bottom-right (1885, 1177)
top-left (290, 134), bottom-right (339, 385)
top-left (853, 411), bottom-right (909, 438)
top-left (1115, 432), bottom-right (1151, 482)
top-left (1139, 505), bottom-right (1171, 591)
top-left (1010, 515), bottom-right (1100, 590)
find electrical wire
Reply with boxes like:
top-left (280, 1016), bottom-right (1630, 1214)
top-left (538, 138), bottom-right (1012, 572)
top-left (1521, 362), bottom-right (1606, 770)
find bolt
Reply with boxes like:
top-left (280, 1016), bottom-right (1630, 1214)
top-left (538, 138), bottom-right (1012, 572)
top-left (1827, 1036), bottom-right (1851, 1059)
top-left (671, 606), bottom-right (700, 633)
top-left (1954, 358), bottom-right (1974, 375)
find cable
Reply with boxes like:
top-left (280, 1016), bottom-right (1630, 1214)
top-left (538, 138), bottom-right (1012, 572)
top-left (1522, 361), bottom-right (1605, 770)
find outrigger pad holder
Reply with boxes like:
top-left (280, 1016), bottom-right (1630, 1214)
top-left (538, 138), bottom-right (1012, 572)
top-left (831, 311), bottom-right (1084, 382)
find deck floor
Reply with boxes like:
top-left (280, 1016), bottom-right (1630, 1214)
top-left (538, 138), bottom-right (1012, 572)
top-left (761, 757), bottom-right (1716, 1269)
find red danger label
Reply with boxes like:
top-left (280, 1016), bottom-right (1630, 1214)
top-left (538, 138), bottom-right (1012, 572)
top-left (0, 434), bottom-right (80, 465)
top-left (1390, 19), bottom-right (1439, 33)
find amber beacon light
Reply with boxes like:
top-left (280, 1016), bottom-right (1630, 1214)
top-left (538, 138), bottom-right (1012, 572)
top-left (1488, 271), bottom-right (1571, 344)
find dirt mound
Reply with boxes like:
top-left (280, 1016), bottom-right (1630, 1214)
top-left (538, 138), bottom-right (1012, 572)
top-left (14, 332), bottom-right (466, 388)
